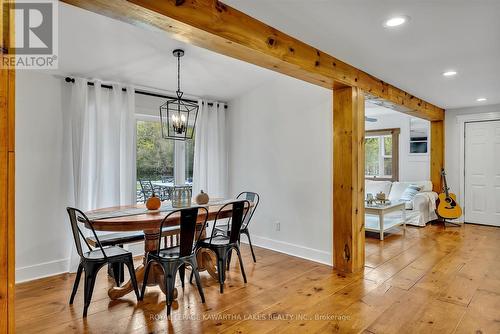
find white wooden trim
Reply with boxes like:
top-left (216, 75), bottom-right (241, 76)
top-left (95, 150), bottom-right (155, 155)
top-left (457, 112), bottom-right (500, 223)
top-left (245, 235), bottom-right (332, 266)
top-left (16, 258), bottom-right (70, 283)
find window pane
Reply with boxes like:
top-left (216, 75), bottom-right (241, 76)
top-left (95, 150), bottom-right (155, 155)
top-left (185, 136), bottom-right (194, 184)
top-left (383, 157), bottom-right (392, 176)
top-left (410, 141), bottom-right (427, 153)
top-left (383, 135), bottom-right (392, 156)
top-left (365, 137), bottom-right (379, 176)
top-left (136, 120), bottom-right (174, 182)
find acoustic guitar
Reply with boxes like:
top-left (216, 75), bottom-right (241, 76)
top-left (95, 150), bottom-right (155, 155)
top-left (436, 168), bottom-right (463, 220)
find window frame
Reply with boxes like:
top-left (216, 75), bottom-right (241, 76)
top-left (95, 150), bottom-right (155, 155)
top-left (365, 128), bottom-right (400, 182)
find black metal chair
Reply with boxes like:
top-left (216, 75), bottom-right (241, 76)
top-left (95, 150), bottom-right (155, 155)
top-left (139, 179), bottom-right (166, 200)
top-left (66, 207), bottom-right (140, 317)
top-left (215, 192), bottom-right (260, 263)
top-left (193, 200), bottom-right (250, 293)
top-left (140, 206), bottom-right (209, 316)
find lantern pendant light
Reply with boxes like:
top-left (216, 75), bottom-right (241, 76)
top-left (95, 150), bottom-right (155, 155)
top-left (159, 49), bottom-right (199, 140)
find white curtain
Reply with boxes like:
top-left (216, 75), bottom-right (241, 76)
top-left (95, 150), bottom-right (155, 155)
top-left (65, 78), bottom-right (136, 271)
top-left (192, 101), bottom-right (228, 198)
top-left (174, 141), bottom-right (186, 185)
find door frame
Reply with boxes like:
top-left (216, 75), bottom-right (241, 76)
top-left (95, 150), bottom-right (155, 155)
top-left (458, 112), bottom-right (500, 223)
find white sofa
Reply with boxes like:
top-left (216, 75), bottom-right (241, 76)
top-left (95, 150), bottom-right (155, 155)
top-left (365, 180), bottom-right (438, 227)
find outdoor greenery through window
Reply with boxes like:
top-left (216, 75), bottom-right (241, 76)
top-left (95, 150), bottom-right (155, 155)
top-left (136, 119), bottom-right (195, 202)
top-left (137, 120), bottom-right (174, 180)
top-left (365, 129), bottom-right (399, 181)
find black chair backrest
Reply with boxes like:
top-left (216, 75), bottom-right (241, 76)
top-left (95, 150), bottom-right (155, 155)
top-left (66, 207), bottom-right (107, 259)
top-left (237, 192), bottom-right (260, 229)
top-left (158, 206), bottom-right (209, 257)
top-left (139, 180), bottom-right (154, 197)
top-left (209, 200), bottom-right (250, 244)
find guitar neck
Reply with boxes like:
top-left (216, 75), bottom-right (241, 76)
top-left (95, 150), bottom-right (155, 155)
top-left (442, 169), bottom-right (450, 196)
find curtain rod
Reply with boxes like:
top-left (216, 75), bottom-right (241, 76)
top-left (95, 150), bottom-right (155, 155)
top-left (64, 77), bottom-right (228, 109)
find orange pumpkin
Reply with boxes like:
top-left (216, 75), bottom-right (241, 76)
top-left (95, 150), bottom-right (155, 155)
top-left (146, 193), bottom-right (161, 210)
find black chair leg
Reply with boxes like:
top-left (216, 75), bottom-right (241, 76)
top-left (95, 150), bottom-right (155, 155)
top-left (162, 262), bottom-right (178, 316)
top-left (214, 249), bottom-right (226, 293)
top-left (189, 269), bottom-right (194, 285)
top-left (235, 247), bottom-right (247, 283)
top-left (244, 230), bottom-right (257, 263)
top-left (82, 263), bottom-right (101, 318)
top-left (217, 257), bottom-right (224, 293)
top-left (124, 258), bottom-right (140, 300)
top-left (108, 245), bottom-right (125, 286)
top-left (179, 263), bottom-right (185, 289)
top-left (69, 263), bottom-right (83, 304)
top-left (109, 262), bottom-right (124, 287)
top-left (190, 258), bottom-right (205, 303)
top-left (189, 248), bottom-right (199, 284)
top-left (227, 249), bottom-right (232, 270)
top-left (140, 260), bottom-right (153, 300)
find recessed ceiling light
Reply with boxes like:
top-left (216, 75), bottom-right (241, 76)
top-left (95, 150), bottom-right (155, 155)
top-left (384, 16), bottom-right (409, 28)
top-left (442, 70), bottom-right (457, 77)
top-left (476, 97), bottom-right (487, 102)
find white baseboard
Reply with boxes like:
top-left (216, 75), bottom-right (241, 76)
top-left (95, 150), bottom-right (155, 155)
top-left (244, 234), bottom-right (332, 266)
top-left (16, 258), bottom-right (70, 283)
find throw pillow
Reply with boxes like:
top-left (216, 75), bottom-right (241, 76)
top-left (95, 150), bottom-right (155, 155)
top-left (400, 184), bottom-right (422, 205)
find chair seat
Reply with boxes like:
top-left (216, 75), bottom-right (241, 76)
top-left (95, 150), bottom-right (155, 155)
top-left (198, 235), bottom-right (232, 247)
top-left (156, 246), bottom-right (181, 259)
top-left (83, 246), bottom-right (131, 260)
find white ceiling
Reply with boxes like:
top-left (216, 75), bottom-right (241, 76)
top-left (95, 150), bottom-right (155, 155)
top-left (224, 0), bottom-right (500, 109)
top-left (51, 3), bottom-right (278, 101)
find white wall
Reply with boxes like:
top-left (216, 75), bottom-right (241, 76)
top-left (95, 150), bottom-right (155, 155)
top-left (445, 103), bottom-right (500, 207)
top-left (366, 112), bottom-right (430, 182)
top-left (15, 71), bottom-right (73, 282)
top-left (227, 74), bottom-right (333, 265)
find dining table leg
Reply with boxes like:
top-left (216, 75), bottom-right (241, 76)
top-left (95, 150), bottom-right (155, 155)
top-left (107, 227), bottom-right (219, 300)
top-left (108, 230), bottom-right (173, 300)
top-left (195, 224), bottom-right (219, 280)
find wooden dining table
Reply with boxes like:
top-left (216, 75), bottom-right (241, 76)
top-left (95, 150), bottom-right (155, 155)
top-left (85, 200), bottom-right (242, 300)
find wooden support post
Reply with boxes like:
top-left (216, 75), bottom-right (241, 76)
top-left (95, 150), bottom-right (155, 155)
top-left (333, 87), bottom-right (365, 273)
top-left (430, 120), bottom-right (445, 193)
top-left (0, 0), bottom-right (16, 331)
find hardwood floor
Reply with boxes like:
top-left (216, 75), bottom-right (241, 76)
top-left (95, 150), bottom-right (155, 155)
top-left (16, 224), bottom-right (500, 333)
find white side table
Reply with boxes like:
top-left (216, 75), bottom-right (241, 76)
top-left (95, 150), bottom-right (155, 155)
top-left (365, 201), bottom-right (406, 240)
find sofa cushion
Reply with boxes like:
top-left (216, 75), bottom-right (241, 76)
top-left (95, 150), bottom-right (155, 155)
top-left (388, 181), bottom-right (431, 201)
top-left (365, 180), bottom-right (392, 197)
top-left (400, 184), bottom-right (422, 202)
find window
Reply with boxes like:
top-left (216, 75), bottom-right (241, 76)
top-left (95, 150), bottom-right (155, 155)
top-left (365, 128), bottom-right (400, 181)
top-left (136, 119), bottom-right (174, 181)
top-left (136, 116), bottom-right (194, 202)
top-left (409, 118), bottom-right (429, 154)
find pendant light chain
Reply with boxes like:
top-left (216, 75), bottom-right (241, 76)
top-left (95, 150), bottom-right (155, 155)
top-left (176, 53), bottom-right (182, 99)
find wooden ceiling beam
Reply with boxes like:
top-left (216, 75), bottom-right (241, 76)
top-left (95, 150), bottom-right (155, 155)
top-left (61, 0), bottom-right (444, 121)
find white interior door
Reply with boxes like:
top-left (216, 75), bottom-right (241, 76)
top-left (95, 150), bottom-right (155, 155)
top-left (465, 120), bottom-right (500, 226)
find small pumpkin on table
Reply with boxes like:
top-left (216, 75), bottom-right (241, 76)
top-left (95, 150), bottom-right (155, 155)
top-left (195, 190), bottom-right (209, 205)
top-left (146, 192), bottom-right (162, 210)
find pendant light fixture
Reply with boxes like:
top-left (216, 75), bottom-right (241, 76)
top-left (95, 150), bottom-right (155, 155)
top-left (159, 49), bottom-right (199, 140)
